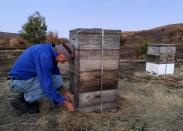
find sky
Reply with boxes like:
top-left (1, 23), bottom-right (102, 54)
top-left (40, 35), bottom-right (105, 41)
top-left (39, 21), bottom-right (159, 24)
top-left (0, 0), bottom-right (183, 38)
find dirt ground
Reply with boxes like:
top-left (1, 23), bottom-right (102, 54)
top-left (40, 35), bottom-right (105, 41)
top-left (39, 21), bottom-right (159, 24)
top-left (0, 61), bottom-right (183, 131)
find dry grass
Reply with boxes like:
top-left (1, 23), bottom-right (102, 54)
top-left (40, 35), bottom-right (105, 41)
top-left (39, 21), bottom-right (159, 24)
top-left (36, 116), bottom-right (48, 129)
top-left (153, 88), bottom-right (183, 108)
top-left (57, 111), bottom-right (93, 131)
top-left (0, 62), bottom-right (183, 130)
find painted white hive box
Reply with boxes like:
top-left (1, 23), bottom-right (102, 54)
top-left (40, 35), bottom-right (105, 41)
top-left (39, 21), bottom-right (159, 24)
top-left (146, 44), bottom-right (176, 75)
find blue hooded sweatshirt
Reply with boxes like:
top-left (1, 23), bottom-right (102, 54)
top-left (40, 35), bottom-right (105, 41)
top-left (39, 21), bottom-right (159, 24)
top-left (9, 43), bottom-right (64, 105)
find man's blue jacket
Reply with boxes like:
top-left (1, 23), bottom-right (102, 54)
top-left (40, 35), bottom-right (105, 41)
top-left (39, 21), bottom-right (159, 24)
top-left (9, 43), bottom-right (64, 105)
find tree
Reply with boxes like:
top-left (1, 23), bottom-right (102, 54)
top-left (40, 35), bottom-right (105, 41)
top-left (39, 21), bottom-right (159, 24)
top-left (19, 11), bottom-right (47, 44)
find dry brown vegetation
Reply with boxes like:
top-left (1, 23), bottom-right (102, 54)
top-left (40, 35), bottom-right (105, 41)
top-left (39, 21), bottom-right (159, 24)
top-left (9, 37), bottom-right (26, 48)
top-left (46, 31), bottom-right (69, 45)
top-left (0, 61), bottom-right (183, 131)
top-left (46, 31), bottom-right (60, 44)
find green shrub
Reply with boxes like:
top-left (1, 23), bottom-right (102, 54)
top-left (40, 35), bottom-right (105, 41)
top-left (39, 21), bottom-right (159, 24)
top-left (135, 40), bottom-right (150, 57)
top-left (19, 11), bottom-right (47, 44)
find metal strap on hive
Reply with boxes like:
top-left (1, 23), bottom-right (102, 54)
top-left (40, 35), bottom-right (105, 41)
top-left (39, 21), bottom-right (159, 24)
top-left (100, 29), bottom-right (104, 112)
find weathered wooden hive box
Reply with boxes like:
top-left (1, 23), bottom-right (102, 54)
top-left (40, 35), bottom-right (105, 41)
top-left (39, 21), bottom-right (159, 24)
top-left (69, 28), bottom-right (121, 112)
top-left (146, 44), bottom-right (176, 75)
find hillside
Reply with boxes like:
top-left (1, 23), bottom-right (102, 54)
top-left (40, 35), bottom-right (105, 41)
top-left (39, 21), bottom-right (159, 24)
top-left (121, 23), bottom-right (183, 59)
top-left (0, 32), bottom-right (19, 49)
top-left (0, 32), bottom-right (18, 38)
top-left (1, 24), bottom-right (183, 59)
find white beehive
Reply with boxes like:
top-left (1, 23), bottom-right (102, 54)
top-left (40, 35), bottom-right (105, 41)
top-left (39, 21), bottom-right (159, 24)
top-left (146, 44), bottom-right (176, 75)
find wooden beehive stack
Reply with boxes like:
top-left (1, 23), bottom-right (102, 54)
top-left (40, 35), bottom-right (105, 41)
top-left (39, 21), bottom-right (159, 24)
top-left (69, 28), bottom-right (121, 112)
top-left (146, 44), bottom-right (176, 75)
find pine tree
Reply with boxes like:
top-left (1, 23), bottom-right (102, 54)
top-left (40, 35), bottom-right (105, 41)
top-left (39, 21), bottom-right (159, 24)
top-left (19, 11), bottom-right (47, 44)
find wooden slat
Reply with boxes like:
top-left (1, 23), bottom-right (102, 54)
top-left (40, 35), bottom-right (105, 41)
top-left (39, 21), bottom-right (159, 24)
top-left (147, 46), bottom-right (159, 54)
top-left (79, 59), bottom-right (119, 71)
top-left (70, 70), bottom-right (118, 81)
top-left (147, 45), bottom-right (176, 54)
top-left (75, 39), bottom-right (120, 50)
top-left (78, 49), bottom-right (119, 60)
top-left (71, 49), bottom-right (119, 72)
top-left (73, 50), bottom-right (79, 60)
top-left (160, 46), bottom-right (176, 54)
top-left (166, 54), bottom-right (175, 63)
top-left (70, 28), bottom-right (121, 35)
top-left (146, 54), bottom-right (160, 63)
top-left (70, 29), bottom-right (121, 50)
top-left (78, 34), bottom-right (101, 40)
top-left (70, 61), bottom-right (79, 74)
top-left (146, 54), bottom-right (175, 64)
top-left (78, 89), bottom-right (118, 107)
top-left (79, 70), bottom-right (118, 81)
top-left (78, 79), bottom-right (118, 93)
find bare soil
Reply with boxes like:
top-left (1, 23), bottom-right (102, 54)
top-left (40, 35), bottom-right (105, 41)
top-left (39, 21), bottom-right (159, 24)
top-left (0, 61), bottom-right (183, 131)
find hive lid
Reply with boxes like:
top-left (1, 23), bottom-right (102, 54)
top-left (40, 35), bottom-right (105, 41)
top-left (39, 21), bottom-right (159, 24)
top-left (70, 28), bottom-right (121, 35)
top-left (148, 44), bottom-right (176, 47)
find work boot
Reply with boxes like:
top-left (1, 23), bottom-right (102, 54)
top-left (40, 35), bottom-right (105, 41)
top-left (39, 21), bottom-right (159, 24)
top-left (10, 93), bottom-right (39, 114)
